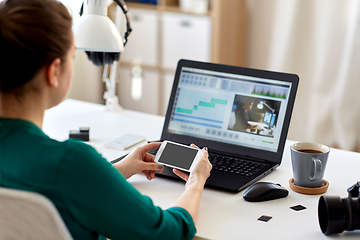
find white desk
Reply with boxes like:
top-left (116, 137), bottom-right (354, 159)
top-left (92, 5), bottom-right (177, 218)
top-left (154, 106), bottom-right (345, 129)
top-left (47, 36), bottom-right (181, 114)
top-left (246, 121), bottom-right (274, 137)
top-left (43, 99), bottom-right (360, 240)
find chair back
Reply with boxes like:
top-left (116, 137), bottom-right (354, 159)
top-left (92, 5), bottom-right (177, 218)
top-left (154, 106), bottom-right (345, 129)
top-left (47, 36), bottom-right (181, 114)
top-left (0, 187), bottom-right (73, 240)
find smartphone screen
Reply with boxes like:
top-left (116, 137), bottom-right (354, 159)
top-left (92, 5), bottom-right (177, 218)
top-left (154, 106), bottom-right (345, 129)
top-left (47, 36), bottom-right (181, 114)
top-left (157, 142), bottom-right (199, 171)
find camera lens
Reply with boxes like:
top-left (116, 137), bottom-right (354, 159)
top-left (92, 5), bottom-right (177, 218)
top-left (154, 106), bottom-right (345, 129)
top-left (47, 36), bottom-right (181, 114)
top-left (318, 196), bottom-right (360, 234)
top-left (318, 196), bottom-right (347, 234)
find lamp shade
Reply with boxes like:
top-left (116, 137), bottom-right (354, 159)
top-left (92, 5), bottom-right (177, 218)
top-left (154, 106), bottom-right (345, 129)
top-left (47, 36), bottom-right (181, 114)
top-left (72, 0), bottom-right (124, 53)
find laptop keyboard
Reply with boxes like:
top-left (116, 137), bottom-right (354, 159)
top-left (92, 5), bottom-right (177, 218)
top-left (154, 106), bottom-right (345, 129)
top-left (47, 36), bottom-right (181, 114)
top-left (146, 148), bottom-right (268, 178)
top-left (208, 153), bottom-right (268, 177)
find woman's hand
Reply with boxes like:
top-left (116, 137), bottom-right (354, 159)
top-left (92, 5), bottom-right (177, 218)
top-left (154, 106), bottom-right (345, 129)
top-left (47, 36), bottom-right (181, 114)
top-left (173, 144), bottom-right (212, 190)
top-left (171, 144), bottom-right (212, 224)
top-left (113, 142), bottom-right (164, 180)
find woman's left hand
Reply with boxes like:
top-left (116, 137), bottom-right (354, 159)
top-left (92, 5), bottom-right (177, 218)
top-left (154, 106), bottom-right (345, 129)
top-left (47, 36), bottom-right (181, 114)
top-left (113, 142), bottom-right (163, 180)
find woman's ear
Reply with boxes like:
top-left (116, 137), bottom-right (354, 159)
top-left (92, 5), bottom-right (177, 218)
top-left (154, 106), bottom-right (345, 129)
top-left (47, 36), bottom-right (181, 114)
top-left (46, 58), bottom-right (62, 88)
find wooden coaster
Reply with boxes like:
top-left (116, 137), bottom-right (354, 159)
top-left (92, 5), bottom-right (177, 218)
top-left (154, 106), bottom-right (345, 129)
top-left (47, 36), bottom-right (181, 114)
top-left (289, 178), bottom-right (329, 195)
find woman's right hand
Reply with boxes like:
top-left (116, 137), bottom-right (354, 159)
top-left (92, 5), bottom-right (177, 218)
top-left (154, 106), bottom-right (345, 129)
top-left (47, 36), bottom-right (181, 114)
top-left (173, 144), bottom-right (212, 189)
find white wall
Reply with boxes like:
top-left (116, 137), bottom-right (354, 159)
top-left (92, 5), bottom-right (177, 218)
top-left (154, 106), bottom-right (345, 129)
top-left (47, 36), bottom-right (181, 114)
top-left (67, 50), bottom-right (104, 104)
top-left (59, 0), bottom-right (104, 104)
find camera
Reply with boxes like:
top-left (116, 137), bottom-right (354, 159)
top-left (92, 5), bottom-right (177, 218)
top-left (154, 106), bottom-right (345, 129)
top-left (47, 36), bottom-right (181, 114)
top-left (318, 181), bottom-right (360, 234)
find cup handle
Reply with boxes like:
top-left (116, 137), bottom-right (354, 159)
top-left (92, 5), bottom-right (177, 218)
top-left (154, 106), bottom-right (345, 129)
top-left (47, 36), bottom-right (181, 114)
top-left (310, 157), bottom-right (322, 180)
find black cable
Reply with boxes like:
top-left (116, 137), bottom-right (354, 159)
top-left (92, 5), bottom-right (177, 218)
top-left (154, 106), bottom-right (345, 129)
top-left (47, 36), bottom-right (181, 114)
top-left (79, 2), bottom-right (84, 16)
top-left (113, 0), bottom-right (127, 14)
top-left (113, 0), bottom-right (132, 46)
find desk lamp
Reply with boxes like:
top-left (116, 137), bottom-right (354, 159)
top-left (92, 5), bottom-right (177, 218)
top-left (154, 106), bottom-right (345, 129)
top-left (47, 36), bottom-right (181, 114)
top-left (257, 100), bottom-right (275, 113)
top-left (72, 0), bottom-right (132, 111)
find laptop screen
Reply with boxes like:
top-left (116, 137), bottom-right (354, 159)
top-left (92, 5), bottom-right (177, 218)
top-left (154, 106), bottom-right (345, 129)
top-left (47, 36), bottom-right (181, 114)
top-left (166, 66), bottom-right (293, 153)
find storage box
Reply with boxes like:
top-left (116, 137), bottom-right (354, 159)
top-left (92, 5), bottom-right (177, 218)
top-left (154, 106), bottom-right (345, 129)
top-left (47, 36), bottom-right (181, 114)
top-left (161, 12), bottom-right (212, 70)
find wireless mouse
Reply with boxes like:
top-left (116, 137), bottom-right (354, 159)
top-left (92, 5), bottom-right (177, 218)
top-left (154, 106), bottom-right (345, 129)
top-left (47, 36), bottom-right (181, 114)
top-left (243, 182), bottom-right (289, 202)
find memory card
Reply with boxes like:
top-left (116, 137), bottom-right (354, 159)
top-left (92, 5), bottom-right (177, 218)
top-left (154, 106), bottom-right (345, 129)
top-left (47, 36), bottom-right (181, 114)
top-left (290, 205), bottom-right (307, 211)
top-left (258, 215), bottom-right (272, 222)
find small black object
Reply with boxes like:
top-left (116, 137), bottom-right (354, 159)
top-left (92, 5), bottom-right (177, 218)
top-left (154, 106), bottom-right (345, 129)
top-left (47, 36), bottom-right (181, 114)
top-left (69, 127), bottom-right (90, 141)
top-left (258, 215), bottom-right (272, 222)
top-left (347, 181), bottom-right (360, 198)
top-left (318, 181), bottom-right (360, 235)
top-left (79, 127), bottom-right (90, 133)
top-left (243, 182), bottom-right (289, 202)
top-left (291, 205), bottom-right (307, 211)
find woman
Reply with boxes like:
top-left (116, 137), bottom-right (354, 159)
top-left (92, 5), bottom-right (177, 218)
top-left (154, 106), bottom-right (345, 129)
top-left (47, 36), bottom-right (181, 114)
top-left (0, 0), bottom-right (212, 239)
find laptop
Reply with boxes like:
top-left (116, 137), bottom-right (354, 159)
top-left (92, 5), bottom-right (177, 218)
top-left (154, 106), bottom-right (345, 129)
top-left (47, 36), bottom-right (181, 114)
top-left (112, 59), bottom-right (298, 192)
top-left (154, 59), bottom-right (299, 192)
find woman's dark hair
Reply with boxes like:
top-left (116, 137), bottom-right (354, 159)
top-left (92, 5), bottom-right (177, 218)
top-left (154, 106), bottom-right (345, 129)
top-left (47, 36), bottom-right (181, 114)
top-left (0, 0), bottom-right (73, 94)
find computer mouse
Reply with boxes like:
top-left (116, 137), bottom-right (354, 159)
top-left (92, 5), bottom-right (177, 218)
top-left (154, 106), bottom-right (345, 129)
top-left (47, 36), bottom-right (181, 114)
top-left (243, 182), bottom-right (289, 202)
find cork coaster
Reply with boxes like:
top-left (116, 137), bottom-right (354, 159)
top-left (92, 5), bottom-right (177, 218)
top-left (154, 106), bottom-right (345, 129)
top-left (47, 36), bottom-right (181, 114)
top-left (289, 178), bottom-right (329, 195)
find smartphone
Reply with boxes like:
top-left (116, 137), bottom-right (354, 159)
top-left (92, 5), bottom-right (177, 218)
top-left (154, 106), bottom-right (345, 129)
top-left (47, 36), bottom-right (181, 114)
top-left (154, 141), bottom-right (202, 172)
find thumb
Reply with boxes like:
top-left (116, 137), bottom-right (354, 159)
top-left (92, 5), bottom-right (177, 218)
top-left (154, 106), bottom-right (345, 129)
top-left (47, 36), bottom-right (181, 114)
top-left (145, 162), bottom-right (164, 171)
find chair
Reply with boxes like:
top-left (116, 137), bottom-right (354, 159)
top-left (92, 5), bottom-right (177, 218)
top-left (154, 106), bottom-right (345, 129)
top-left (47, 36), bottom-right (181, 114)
top-left (0, 187), bottom-right (73, 240)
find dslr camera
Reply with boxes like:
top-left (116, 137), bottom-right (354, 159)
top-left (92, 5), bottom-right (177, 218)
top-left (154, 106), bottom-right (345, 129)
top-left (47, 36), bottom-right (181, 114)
top-left (318, 181), bottom-right (360, 234)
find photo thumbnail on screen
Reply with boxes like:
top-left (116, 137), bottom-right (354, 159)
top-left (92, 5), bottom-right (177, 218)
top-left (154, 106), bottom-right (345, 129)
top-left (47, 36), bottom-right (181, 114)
top-left (228, 95), bottom-right (281, 138)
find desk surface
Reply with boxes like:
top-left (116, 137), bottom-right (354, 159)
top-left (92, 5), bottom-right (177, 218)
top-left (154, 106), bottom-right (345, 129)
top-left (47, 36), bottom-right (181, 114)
top-left (43, 99), bottom-right (360, 240)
